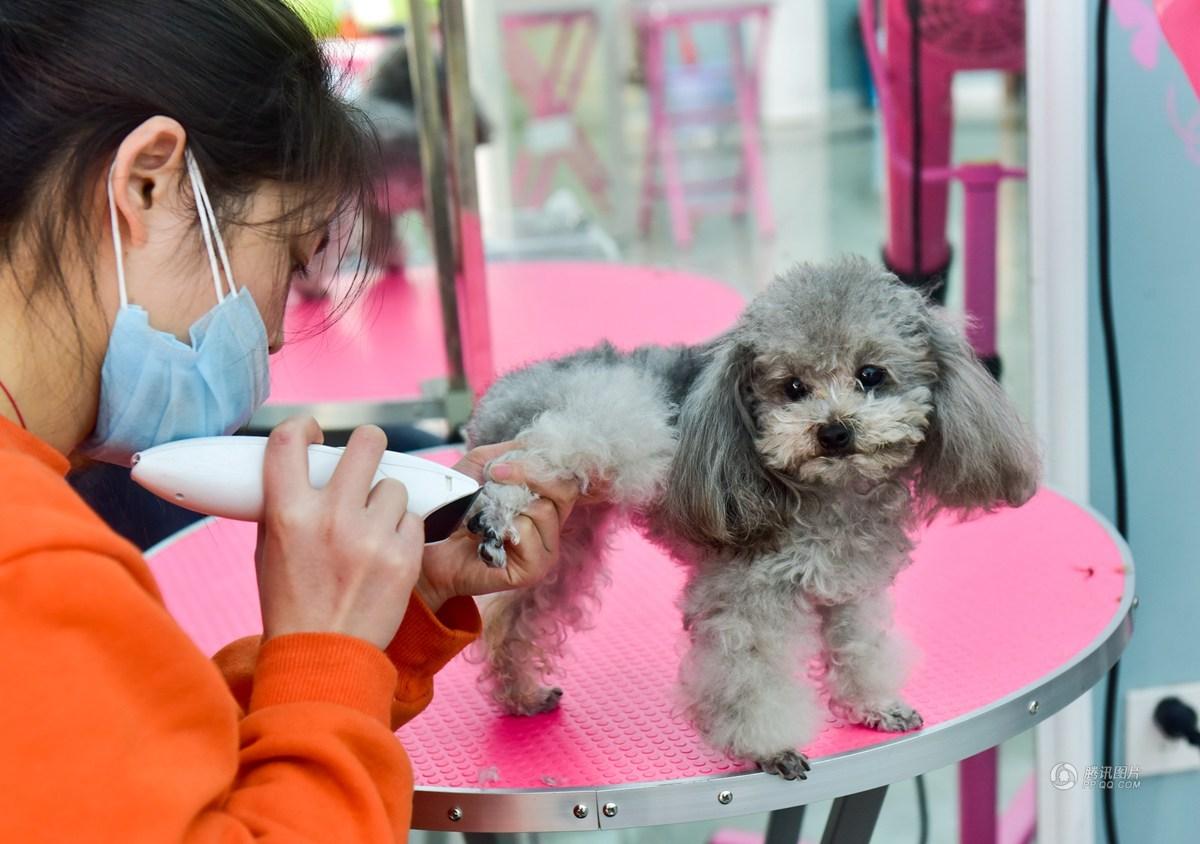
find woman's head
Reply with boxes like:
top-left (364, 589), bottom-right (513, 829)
top-left (0, 0), bottom-right (383, 350)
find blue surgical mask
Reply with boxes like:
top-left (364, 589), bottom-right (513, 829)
top-left (81, 150), bottom-right (271, 466)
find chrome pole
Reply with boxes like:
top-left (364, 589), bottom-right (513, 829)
top-left (442, 0), bottom-right (494, 396)
top-left (405, 0), bottom-right (467, 395)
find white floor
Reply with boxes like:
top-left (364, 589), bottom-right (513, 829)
top-left (406, 96), bottom-right (1037, 844)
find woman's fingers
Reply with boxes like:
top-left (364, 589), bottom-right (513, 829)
top-left (326, 424), bottom-right (387, 503)
top-left (525, 497), bottom-right (561, 545)
top-left (453, 442), bottom-right (521, 482)
top-left (524, 477), bottom-right (582, 527)
top-left (263, 415), bottom-right (323, 505)
top-left (366, 477), bottom-right (410, 527)
top-left (396, 512), bottom-right (425, 546)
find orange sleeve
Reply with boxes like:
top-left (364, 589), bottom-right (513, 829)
top-left (0, 549), bottom-right (412, 842)
top-left (213, 593), bottom-right (482, 730)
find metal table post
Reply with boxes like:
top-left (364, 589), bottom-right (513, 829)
top-left (406, 0), bottom-right (493, 428)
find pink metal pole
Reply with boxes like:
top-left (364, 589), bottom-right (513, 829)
top-left (960, 747), bottom-right (1000, 844)
top-left (961, 165), bottom-right (1002, 360)
top-left (883, 0), bottom-right (955, 277)
top-left (642, 22), bottom-right (692, 245)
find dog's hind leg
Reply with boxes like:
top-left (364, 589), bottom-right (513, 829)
top-left (477, 504), bottom-right (615, 715)
top-left (817, 589), bottom-right (923, 732)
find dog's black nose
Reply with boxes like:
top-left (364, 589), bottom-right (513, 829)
top-left (817, 422), bottom-right (854, 454)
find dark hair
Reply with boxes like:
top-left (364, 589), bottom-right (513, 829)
top-left (0, 0), bottom-right (384, 341)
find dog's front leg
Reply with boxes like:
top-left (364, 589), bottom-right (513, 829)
top-left (817, 589), bottom-right (923, 732)
top-left (679, 583), bottom-right (821, 779)
top-left (478, 504), bottom-right (616, 715)
top-left (467, 380), bottom-right (676, 567)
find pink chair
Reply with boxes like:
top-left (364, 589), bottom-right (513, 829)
top-left (501, 10), bottom-right (610, 210)
top-left (635, 1), bottom-right (775, 247)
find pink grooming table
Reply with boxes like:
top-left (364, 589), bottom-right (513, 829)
top-left (147, 465), bottom-right (1134, 840)
top-left (251, 262), bottom-right (746, 430)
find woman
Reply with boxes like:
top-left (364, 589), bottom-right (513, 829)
top-left (0, 2), bottom-right (577, 840)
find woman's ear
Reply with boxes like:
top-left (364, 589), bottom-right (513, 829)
top-left (109, 116), bottom-right (188, 248)
top-left (914, 307), bottom-right (1041, 516)
top-left (663, 340), bottom-right (785, 546)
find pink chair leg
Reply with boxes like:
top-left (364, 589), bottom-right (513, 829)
top-left (569, 126), bottom-right (611, 209)
top-left (639, 105), bottom-right (658, 234)
top-left (960, 748), bottom-right (999, 844)
top-left (511, 148), bottom-right (535, 207)
top-left (961, 166), bottom-right (1001, 361)
top-left (643, 24), bottom-right (692, 245)
top-left (998, 773), bottom-right (1037, 844)
top-left (528, 150), bottom-right (561, 207)
top-left (727, 14), bottom-right (774, 236)
top-left (727, 23), bottom-right (750, 217)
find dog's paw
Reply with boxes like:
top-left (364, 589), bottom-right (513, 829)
top-left (856, 701), bottom-right (924, 732)
top-left (467, 510), bottom-right (509, 568)
top-left (467, 480), bottom-right (537, 568)
top-left (757, 749), bottom-right (811, 780)
top-left (506, 686), bottom-right (564, 716)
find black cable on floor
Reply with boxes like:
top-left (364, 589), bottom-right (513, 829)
top-left (1095, 1), bottom-right (1127, 842)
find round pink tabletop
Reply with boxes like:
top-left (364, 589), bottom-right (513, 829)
top-left (146, 452), bottom-right (1133, 834)
top-left (253, 262), bottom-right (746, 428)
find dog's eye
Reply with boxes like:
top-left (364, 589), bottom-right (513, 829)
top-left (857, 366), bottom-right (887, 390)
top-left (784, 378), bottom-right (809, 400)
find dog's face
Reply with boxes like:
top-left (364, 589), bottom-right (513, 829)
top-left (665, 259), bottom-right (1040, 546)
top-left (742, 266), bottom-right (937, 486)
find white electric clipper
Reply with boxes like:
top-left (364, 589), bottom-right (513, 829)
top-left (131, 436), bottom-right (480, 543)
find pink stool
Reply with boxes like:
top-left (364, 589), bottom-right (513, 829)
top-left (501, 10), bottom-right (609, 209)
top-left (635, 1), bottom-right (776, 247)
top-left (253, 261), bottom-right (746, 428)
top-left (147, 482), bottom-right (1133, 841)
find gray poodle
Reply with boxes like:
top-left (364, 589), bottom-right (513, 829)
top-left (464, 258), bottom-right (1040, 778)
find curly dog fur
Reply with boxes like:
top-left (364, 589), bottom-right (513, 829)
top-left (464, 258), bottom-right (1040, 778)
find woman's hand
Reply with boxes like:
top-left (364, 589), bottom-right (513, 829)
top-left (415, 443), bottom-right (582, 613)
top-left (255, 417), bottom-right (425, 649)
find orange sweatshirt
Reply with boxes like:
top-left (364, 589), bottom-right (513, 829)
top-left (0, 417), bottom-right (481, 842)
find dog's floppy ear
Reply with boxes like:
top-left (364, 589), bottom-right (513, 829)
top-left (914, 308), bottom-right (1040, 516)
top-left (663, 340), bottom-right (785, 546)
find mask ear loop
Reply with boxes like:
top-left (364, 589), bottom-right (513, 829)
top-left (184, 152), bottom-right (228, 304)
top-left (106, 161), bottom-right (130, 310)
top-left (186, 151), bottom-right (238, 302)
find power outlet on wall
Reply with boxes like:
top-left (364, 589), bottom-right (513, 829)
top-left (1125, 682), bottom-right (1200, 776)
